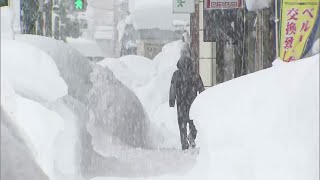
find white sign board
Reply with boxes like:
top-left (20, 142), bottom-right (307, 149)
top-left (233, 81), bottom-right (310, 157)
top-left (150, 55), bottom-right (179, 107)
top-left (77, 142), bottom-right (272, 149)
top-left (205, 0), bottom-right (243, 9)
top-left (173, 0), bottom-right (195, 13)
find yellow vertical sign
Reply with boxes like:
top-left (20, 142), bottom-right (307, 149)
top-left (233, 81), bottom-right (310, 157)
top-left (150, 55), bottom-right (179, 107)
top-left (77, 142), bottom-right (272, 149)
top-left (279, 0), bottom-right (319, 62)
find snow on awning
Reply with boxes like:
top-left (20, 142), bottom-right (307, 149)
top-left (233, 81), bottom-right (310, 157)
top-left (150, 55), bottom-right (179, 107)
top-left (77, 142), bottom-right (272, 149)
top-left (67, 38), bottom-right (107, 57)
top-left (130, 0), bottom-right (189, 31)
top-left (245, 0), bottom-right (272, 11)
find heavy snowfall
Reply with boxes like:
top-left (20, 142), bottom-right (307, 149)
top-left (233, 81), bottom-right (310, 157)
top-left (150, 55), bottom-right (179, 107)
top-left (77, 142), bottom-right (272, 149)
top-left (1, 0), bottom-right (319, 180)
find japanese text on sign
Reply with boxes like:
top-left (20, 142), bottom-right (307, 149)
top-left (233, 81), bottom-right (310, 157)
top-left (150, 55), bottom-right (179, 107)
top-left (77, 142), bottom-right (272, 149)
top-left (279, 0), bottom-right (319, 62)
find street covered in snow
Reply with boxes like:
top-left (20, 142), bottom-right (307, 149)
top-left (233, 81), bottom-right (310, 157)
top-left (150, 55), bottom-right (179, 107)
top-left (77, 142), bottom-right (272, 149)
top-left (1, 0), bottom-right (320, 180)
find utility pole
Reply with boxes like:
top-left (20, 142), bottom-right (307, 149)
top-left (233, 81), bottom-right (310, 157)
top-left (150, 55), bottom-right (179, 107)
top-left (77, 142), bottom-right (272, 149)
top-left (190, 0), bottom-right (199, 73)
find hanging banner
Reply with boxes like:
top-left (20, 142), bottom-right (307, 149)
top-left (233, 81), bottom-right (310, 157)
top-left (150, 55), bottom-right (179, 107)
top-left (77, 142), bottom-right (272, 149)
top-left (279, 0), bottom-right (320, 62)
top-left (173, 0), bottom-right (195, 13)
top-left (205, 0), bottom-right (243, 9)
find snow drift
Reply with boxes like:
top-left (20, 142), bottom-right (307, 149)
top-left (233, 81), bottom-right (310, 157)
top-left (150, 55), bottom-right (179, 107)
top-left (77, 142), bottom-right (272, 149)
top-left (190, 54), bottom-right (320, 180)
top-left (16, 35), bottom-right (92, 104)
top-left (98, 41), bottom-right (185, 148)
top-left (87, 65), bottom-right (150, 149)
top-left (1, 40), bottom-right (68, 102)
top-left (1, 107), bottom-right (49, 180)
top-left (91, 54), bottom-right (319, 180)
top-left (2, 36), bottom-right (151, 180)
top-left (98, 55), bottom-right (156, 90)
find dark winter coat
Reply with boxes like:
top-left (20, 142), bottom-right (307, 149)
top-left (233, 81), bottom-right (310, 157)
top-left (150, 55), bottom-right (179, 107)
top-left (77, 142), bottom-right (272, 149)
top-left (169, 56), bottom-right (205, 119)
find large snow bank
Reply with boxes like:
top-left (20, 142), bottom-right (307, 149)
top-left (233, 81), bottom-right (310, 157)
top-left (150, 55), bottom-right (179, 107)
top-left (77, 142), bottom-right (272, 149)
top-left (16, 35), bottom-right (92, 103)
top-left (98, 55), bottom-right (155, 90)
top-left (1, 107), bottom-right (49, 180)
top-left (87, 65), bottom-right (151, 149)
top-left (130, 0), bottom-right (189, 30)
top-left (91, 54), bottom-right (319, 180)
top-left (1, 37), bottom-right (87, 179)
top-left (1, 40), bottom-right (68, 102)
top-left (190, 54), bottom-right (319, 180)
top-left (98, 41), bottom-right (184, 148)
top-left (1, 79), bottom-right (64, 180)
top-left (1, 6), bottom-right (14, 39)
top-left (245, 0), bottom-right (271, 11)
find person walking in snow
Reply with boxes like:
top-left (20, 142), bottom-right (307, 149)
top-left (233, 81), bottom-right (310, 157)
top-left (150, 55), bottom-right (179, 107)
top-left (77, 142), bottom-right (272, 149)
top-left (169, 45), bottom-right (205, 150)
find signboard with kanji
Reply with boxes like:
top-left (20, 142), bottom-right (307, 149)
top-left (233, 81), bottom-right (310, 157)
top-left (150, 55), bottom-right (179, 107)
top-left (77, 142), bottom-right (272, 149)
top-left (173, 0), bottom-right (195, 13)
top-left (205, 0), bottom-right (243, 9)
top-left (279, 0), bottom-right (320, 62)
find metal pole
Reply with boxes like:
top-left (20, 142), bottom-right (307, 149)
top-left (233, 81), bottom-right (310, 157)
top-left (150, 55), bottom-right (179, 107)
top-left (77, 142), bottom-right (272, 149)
top-left (241, 7), bottom-right (246, 76)
top-left (275, 0), bottom-right (279, 57)
top-left (190, 1), bottom-right (199, 73)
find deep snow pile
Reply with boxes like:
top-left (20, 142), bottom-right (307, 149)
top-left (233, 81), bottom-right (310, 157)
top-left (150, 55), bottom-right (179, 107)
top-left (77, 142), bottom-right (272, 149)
top-left (13, 35), bottom-right (152, 179)
top-left (1, 40), bottom-right (68, 102)
top-left (1, 80), bottom-right (65, 180)
top-left (87, 64), bottom-right (151, 149)
top-left (1, 107), bottom-right (49, 180)
top-left (98, 55), bottom-right (156, 90)
top-left (98, 41), bottom-right (184, 148)
top-left (1, 40), bottom-right (68, 179)
top-left (91, 54), bottom-right (319, 180)
top-left (190, 54), bottom-right (320, 180)
top-left (16, 35), bottom-right (93, 104)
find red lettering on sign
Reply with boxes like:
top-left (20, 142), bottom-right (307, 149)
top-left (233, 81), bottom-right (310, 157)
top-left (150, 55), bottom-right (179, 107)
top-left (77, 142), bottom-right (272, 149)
top-left (303, 8), bottom-right (314, 18)
top-left (287, 8), bottom-right (299, 21)
top-left (286, 22), bottom-right (297, 35)
top-left (284, 37), bottom-right (294, 49)
top-left (300, 21), bottom-right (311, 32)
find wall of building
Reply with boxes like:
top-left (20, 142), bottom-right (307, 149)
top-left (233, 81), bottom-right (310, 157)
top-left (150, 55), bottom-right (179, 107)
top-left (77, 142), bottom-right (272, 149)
top-left (198, 0), bottom-right (216, 87)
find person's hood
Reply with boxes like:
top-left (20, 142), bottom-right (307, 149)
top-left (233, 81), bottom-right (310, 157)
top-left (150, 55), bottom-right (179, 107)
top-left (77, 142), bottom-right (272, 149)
top-left (177, 56), bottom-right (192, 72)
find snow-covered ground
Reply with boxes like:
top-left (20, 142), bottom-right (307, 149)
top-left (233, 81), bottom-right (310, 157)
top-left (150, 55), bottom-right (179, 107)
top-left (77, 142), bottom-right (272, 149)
top-left (92, 53), bottom-right (319, 180)
top-left (2, 4), bottom-right (319, 180)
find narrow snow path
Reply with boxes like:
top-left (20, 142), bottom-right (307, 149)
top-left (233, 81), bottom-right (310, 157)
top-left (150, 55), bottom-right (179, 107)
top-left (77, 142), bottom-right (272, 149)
top-left (89, 138), bottom-right (198, 178)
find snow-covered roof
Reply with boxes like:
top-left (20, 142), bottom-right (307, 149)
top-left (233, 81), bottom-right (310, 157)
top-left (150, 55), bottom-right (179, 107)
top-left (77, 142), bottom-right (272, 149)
top-left (245, 0), bottom-right (272, 11)
top-left (130, 0), bottom-right (189, 31)
top-left (66, 37), bottom-right (107, 57)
